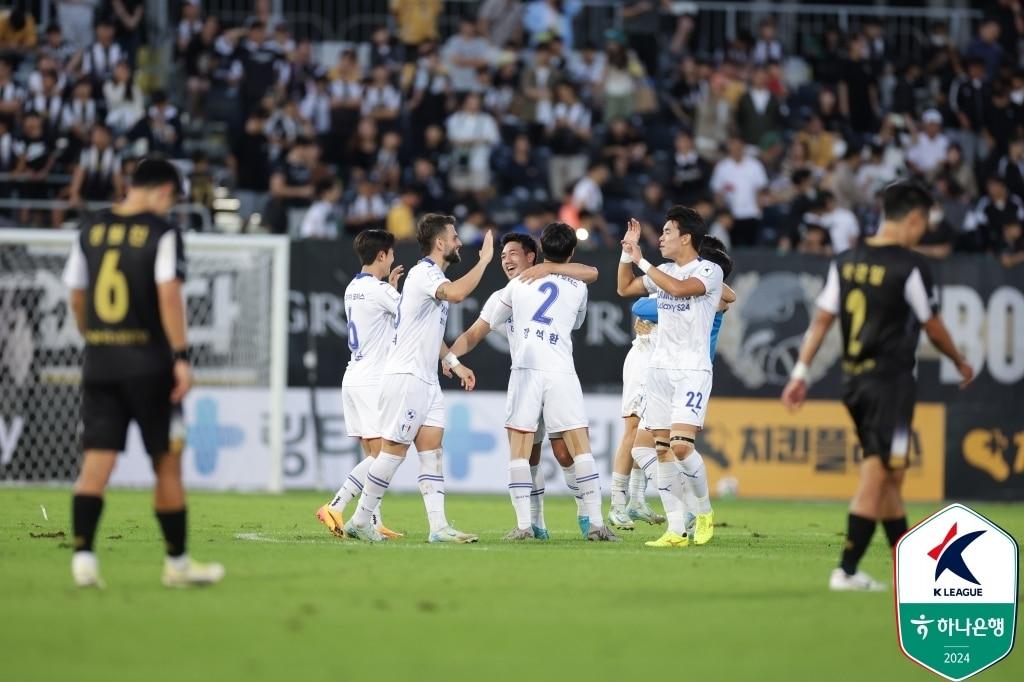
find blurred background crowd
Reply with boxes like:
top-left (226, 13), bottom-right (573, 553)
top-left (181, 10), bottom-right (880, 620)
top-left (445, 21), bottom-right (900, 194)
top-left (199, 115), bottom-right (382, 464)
top-left (0, 0), bottom-right (1022, 265)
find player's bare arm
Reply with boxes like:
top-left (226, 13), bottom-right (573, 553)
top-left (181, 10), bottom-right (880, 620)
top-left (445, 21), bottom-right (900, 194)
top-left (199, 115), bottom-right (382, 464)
top-left (435, 230), bottom-right (494, 303)
top-left (922, 316), bottom-right (974, 389)
top-left (719, 284), bottom-right (736, 312)
top-left (616, 218), bottom-right (649, 297)
top-left (518, 261), bottom-right (598, 284)
top-left (158, 278), bottom-right (192, 403)
top-left (448, 318), bottom-right (492, 357)
top-left (781, 307), bottom-right (837, 411)
top-left (69, 289), bottom-right (87, 334)
top-left (623, 240), bottom-right (707, 299)
top-left (439, 341), bottom-right (476, 391)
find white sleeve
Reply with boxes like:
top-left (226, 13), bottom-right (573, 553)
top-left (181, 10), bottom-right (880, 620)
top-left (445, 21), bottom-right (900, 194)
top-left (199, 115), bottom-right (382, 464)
top-left (377, 280), bottom-right (401, 316)
top-left (154, 230), bottom-right (183, 284)
top-left (425, 265), bottom-right (451, 300)
top-left (62, 238), bottom-right (88, 290)
top-left (904, 267), bottom-right (937, 323)
top-left (690, 261), bottom-right (721, 298)
top-left (478, 290), bottom-right (501, 325)
top-left (642, 267), bottom-right (660, 294)
top-left (754, 161), bottom-right (768, 189)
top-left (815, 262), bottom-right (840, 314)
top-left (573, 288), bottom-right (588, 330)
top-left (480, 284), bottom-right (512, 328)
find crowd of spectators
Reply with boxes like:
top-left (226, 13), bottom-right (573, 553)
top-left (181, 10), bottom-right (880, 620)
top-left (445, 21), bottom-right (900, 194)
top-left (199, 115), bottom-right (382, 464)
top-left (3, 1), bottom-right (1024, 267)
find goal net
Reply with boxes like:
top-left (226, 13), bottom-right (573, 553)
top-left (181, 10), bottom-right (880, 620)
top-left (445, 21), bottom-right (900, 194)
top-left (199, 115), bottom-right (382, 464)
top-left (0, 229), bottom-right (289, 492)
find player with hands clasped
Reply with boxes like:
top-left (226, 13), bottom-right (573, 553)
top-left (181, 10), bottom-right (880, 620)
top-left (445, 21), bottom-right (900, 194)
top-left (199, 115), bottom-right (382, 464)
top-left (618, 209), bottom-right (722, 548)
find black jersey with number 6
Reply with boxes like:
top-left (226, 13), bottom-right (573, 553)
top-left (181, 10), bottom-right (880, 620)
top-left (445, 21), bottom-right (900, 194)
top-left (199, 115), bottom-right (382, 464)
top-left (816, 244), bottom-right (939, 378)
top-left (62, 209), bottom-right (186, 381)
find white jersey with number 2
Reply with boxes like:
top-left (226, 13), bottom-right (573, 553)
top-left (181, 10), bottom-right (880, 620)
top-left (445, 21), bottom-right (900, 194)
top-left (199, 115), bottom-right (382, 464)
top-left (382, 257), bottom-right (450, 384)
top-left (342, 272), bottom-right (401, 387)
top-left (489, 274), bottom-right (588, 373)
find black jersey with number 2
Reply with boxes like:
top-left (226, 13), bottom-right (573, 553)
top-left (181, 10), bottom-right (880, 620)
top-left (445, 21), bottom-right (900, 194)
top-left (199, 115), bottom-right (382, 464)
top-left (63, 209), bottom-right (186, 381)
top-left (816, 244), bottom-right (939, 378)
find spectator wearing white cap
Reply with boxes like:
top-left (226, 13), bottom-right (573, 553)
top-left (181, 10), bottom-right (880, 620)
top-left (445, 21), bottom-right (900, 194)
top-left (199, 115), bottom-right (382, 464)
top-left (906, 108), bottom-right (950, 180)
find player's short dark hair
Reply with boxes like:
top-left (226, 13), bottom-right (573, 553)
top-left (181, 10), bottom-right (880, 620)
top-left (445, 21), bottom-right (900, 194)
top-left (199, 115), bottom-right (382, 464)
top-left (130, 158), bottom-right (182, 195)
top-left (699, 235), bottom-right (733, 280)
top-left (881, 180), bottom-right (934, 222)
top-left (501, 232), bottom-right (538, 261)
top-left (666, 205), bottom-right (707, 250)
top-left (354, 229), bottom-right (395, 265)
top-left (416, 213), bottom-right (455, 254)
top-left (539, 222), bottom-right (576, 263)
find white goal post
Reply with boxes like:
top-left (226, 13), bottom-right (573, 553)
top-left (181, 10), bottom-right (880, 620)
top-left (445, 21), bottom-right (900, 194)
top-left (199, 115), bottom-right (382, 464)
top-left (0, 229), bottom-right (289, 492)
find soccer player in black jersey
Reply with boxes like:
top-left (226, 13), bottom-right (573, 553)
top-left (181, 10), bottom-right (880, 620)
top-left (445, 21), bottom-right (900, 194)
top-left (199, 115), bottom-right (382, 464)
top-left (782, 181), bottom-right (974, 591)
top-left (62, 158), bottom-right (224, 588)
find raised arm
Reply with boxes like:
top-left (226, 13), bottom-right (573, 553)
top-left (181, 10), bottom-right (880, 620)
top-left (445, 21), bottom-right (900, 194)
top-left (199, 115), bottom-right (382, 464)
top-left (617, 218), bottom-right (651, 297)
top-left (435, 230), bottom-right (495, 303)
top-left (623, 239), bottom-right (707, 299)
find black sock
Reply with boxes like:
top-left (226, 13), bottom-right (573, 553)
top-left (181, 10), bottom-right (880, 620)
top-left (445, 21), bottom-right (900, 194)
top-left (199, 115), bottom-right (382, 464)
top-left (882, 516), bottom-right (908, 548)
top-left (839, 513), bottom-right (877, 575)
top-left (72, 494), bottom-right (104, 553)
top-left (156, 508), bottom-right (187, 558)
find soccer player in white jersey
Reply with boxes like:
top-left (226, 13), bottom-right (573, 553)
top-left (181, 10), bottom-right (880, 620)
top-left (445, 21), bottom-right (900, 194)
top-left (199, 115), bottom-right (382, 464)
top-left (447, 233), bottom-right (598, 539)
top-left (345, 214), bottom-right (493, 543)
top-left (607, 296), bottom-right (666, 531)
top-left (617, 208), bottom-right (723, 548)
top-left (315, 230), bottom-right (405, 539)
top-left (487, 223), bottom-right (620, 542)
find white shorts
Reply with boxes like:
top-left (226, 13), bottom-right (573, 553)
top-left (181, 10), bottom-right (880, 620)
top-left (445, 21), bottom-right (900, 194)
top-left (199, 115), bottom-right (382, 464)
top-left (530, 416), bottom-right (564, 445)
top-left (506, 368), bottom-right (587, 434)
top-left (642, 368), bottom-right (713, 431)
top-left (341, 383), bottom-right (382, 439)
top-left (378, 374), bottom-right (446, 444)
top-left (621, 343), bottom-right (652, 418)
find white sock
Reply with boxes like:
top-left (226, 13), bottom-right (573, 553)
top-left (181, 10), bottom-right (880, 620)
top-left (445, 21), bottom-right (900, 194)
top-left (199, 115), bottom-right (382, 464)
top-left (561, 465), bottom-right (585, 516)
top-left (529, 465), bottom-right (546, 529)
top-left (351, 454), bottom-right (403, 526)
top-left (610, 472), bottom-right (629, 509)
top-left (417, 448), bottom-right (449, 533)
top-left (508, 459), bottom-right (532, 530)
top-left (680, 474), bottom-right (698, 522)
top-left (628, 468), bottom-right (647, 507)
top-left (329, 456), bottom-right (374, 512)
top-left (631, 446), bottom-right (658, 485)
top-left (657, 461), bottom-right (686, 535)
top-left (573, 453), bottom-right (604, 528)
top-left (679, 451), bottom-right (712, 514)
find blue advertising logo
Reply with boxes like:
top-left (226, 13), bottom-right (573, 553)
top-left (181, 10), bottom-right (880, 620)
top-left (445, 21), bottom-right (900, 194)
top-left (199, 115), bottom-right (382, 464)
top-left (443, 403), bottom-right (496, 479)
top-left (188, 398), bottom-right (245, 475)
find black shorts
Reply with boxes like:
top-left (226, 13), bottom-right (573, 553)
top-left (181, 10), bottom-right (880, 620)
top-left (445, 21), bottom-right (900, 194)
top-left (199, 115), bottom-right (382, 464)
top-left (81, 371), bottom-right (180, 457)
top-left (842, 372), bottom-right (916, 469)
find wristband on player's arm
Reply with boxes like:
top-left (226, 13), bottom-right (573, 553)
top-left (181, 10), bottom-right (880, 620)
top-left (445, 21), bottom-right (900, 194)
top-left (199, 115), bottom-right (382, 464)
top-left (790, 361), bottom-right (810, 384)
top-left (172, 349), bottom-right (190, 363)
top-left (443, 352), bottom-right (461, 368)
top-left (619, 250), bottom-right (632, 264)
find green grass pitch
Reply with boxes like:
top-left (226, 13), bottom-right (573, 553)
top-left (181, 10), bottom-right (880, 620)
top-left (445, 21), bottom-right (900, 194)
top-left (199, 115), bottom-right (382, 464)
top-left (2, 489), bottom-right (1021, 682)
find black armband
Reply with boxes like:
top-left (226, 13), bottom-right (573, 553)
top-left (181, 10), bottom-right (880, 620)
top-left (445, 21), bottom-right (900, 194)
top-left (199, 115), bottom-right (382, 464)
top-left (172, 349), bottom-right (190, 363)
